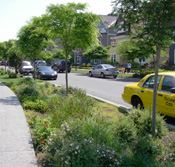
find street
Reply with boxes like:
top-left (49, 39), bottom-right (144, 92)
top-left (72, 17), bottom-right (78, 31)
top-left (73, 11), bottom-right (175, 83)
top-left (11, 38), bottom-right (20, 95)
top-left (49, 72), bottom-right (141, 109)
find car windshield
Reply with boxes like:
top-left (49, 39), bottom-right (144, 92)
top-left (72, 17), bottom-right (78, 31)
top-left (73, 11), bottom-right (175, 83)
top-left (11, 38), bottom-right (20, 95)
top-left (38, 62), bottom-right (46, 66)
top-left (23, 62), bottom-right (31, 66)
top-left (103, 65), bottom-right (114, 68)
top-left (38, 66), bottom-right (53, 71)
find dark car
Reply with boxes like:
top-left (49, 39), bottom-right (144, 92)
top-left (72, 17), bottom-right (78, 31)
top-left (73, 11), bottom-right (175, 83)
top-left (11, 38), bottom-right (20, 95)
top-left (33, 66), bottom-right (57, 80)
top-left (51, 59), bottom-right (71, 73)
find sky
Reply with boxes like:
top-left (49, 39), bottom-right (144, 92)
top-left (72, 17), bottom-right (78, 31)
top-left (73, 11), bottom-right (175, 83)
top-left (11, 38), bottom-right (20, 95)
top-left (0, 0), bottom-right (114, 42)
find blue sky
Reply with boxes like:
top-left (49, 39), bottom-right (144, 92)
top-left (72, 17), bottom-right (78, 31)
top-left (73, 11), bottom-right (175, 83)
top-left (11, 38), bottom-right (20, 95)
top-left (0, 0), bottom-right (114, 42)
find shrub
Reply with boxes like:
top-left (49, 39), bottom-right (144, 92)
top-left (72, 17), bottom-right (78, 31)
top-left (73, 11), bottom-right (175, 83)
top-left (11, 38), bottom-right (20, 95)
top-left (8, 72), bottom-right (17, 78)
top-left (128, 108), bottom-right (167, 138)
top-left (44, 119), bottom-right (120, 167)
top-left (0, 68), bottom-right (5, 75)
top-left (22, 99), bottom-right (49, 113)
top-left (30, 116), bottom-right (55, 152)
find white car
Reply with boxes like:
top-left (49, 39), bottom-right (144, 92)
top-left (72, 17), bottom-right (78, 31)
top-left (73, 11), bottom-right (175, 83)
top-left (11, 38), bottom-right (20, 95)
top-left (20, 61), bottom-right (34, 75)
top-left (89, 64), bottom-right (119, 78)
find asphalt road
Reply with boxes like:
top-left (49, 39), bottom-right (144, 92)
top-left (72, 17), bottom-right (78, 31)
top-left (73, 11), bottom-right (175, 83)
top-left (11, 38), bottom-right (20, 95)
top-left (48, 72), bottom-right (141, 109)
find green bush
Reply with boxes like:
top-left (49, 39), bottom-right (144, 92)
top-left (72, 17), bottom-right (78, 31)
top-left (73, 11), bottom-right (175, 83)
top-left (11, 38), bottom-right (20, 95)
top-left (22, 99), bottom-right (49, 113)
top-left (8, 72), bottom-right (17, 78)
top-left (30, 116), bottom-right (55, 152)
top-left (0, 68), bottom-right (5, 75)
top-left (44, 119), bottom-right (120, 167)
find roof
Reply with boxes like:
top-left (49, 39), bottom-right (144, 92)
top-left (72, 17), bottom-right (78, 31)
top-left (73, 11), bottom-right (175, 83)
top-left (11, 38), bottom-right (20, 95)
top-left (98, 15), bottom-right (118, 34)
top-left (100, 15), bottom-right (118, 28)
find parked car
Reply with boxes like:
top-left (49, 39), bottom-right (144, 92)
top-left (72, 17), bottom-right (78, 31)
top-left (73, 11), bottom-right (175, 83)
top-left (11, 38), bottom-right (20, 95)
top-left (33, 66), bottom-right (57, 80)
top-left (1, 60), bottom-right (8, 65)
top-left (51, 59), bottom-right (71, 73)
top-left (20, 61), bottom-right (34, 75)
top-left (35, 60), bottom-right (47, 67)
top-left (122, 72), bottom-right (175, 118)
top-left (89, 64), bottom-right (119, 78)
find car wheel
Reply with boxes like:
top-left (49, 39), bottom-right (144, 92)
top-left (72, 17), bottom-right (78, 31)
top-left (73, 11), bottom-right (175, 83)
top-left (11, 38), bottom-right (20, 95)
top-left (132, 96), bottom-right (144, 109)
top-left (89, 72), bottom-right (93, 77)
top-left (113, 75), bottom-right (117, 78)
top-left (101, 72), bottom-right (105, 78)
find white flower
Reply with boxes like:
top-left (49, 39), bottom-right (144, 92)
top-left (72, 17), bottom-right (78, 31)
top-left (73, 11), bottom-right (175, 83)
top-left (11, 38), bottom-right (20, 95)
top-left (70, 143), bottom-right (74, 147)
top-left (84, 139), bottom-right (87, 141)
top-left (169, 153), bottom-right (174, 157)
top-left (75, 151), bottom-right (77, 154)
top-left (76, 146), bottom-right (79, 150)
top-left (97, 150), bottom-right (99, 152)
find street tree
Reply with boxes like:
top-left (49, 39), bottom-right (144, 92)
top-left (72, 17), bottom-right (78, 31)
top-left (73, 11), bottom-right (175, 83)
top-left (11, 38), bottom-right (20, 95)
top-left (7, 40), bottom-right (23, 73)
top-left (83, 45), bottom-right (111, 63)
top-left (0, 40), bottom-right (14, 71)
top-left (42, 3), bottom-right (101, 94)
top-left (17, 17), bottom-right (53, 79)
top-left (53, 49), bottom-right (71, 60)
top-left (114, 0), bottom-right (175, 137)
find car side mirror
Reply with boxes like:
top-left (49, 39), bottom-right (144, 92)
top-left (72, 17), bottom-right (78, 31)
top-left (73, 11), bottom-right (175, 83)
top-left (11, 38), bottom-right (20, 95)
top-left (170, 87), bottom-right (175, 93)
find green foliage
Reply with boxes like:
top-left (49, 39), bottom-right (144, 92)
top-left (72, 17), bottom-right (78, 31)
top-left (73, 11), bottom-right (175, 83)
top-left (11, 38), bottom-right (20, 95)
top-left (16, 82), bottom-right (41, 103)
top-left (17, 16), bottom-right (51, 61)
top-left (48, 88), bottom-right (95, 127)
top-left (23, 99), bottom-right (49, 113)
top-left (44, 119), bottom-right (120, 167)
top-left (8, 71), bottom-right (17, 78)
top-left (84, 45), bottom-right (111, 60)
top-left (30, 116), bottom-right (55, 152)
top-left (0, 68), bottom-right (5, 75)
top-left (114, 117), bottom-right (137, 144)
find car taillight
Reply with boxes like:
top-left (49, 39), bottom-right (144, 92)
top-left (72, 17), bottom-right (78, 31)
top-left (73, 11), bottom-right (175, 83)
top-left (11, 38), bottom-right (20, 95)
top-left (60, 64), bottom-right (62, 67)
top-left (106, 69), bottom-right (109, 71)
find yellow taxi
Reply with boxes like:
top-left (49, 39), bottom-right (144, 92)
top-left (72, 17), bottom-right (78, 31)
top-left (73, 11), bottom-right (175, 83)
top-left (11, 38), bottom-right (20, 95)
top-left (122, 72), bottom-right (175, 118)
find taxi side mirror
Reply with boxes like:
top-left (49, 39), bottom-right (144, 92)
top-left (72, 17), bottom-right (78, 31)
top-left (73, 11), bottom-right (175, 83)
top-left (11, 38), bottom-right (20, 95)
top-left (170, 87), bottom-right (175, 93)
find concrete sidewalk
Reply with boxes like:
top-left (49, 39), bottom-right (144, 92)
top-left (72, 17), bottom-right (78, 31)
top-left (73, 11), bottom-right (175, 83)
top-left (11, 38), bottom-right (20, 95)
top-left (0, 83), bottom-right (37, 167)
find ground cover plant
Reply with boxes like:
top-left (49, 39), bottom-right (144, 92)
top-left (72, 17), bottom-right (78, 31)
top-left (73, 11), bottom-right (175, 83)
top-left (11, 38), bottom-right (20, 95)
top-left (2, 77), bottom-right (175, 167)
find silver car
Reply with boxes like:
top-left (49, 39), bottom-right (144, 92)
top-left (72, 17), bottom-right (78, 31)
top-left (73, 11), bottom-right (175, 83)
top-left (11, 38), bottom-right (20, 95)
top-left (89, 64), bottom-right (119, 78)
top-left (20, 61), bottom-right (34, 75)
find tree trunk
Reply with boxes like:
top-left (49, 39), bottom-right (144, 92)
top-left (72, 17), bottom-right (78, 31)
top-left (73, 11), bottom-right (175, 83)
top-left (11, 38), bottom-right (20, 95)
top-left (65, 51), bottom-right (68, 95)
top-left (152, 44), bottom-right (161, 138)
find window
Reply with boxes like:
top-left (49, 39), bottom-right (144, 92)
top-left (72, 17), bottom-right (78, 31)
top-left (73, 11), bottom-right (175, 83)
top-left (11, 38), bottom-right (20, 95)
top-left (162, 76), bottom-right (175, 92)
top-left (76, 56), bottom-right (80, 64)
top-left (111, 53), bottom-right (116, 62)
top-left (142, 75), bottom-right (162, 89)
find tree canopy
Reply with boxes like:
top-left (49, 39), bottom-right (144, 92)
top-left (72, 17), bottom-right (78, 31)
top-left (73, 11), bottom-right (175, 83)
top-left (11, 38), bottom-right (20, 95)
top-left (41, 3), bottom-right (101, 93)
top-left (83, 45), bottom-right (111, 60)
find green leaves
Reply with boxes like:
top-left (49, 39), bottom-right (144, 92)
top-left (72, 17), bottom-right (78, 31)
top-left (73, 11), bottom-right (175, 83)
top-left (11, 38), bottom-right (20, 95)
top-left (83, 45), bottom-right (111, 60)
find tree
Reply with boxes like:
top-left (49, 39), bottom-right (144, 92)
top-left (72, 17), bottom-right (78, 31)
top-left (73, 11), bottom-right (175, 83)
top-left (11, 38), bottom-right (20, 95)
top-left (0, 40), bottom-right (14, 72)
top-left (53, 49), bottom-right (71, 60)
top-left (42, 3), bottom-right (101, 94)
top-left (17, 17), bottom-right (53, 79)
top-left (114, 0), bottom-right (175, 137)
top-left (83, 45), bottom-right (111, 62)
top-left (7, 40), bottom-right (23, 73)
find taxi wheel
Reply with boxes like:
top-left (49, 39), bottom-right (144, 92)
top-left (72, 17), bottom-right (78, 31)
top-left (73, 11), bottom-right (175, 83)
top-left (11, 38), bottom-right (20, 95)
top-left (132, 97), bottom-right (144, 109)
